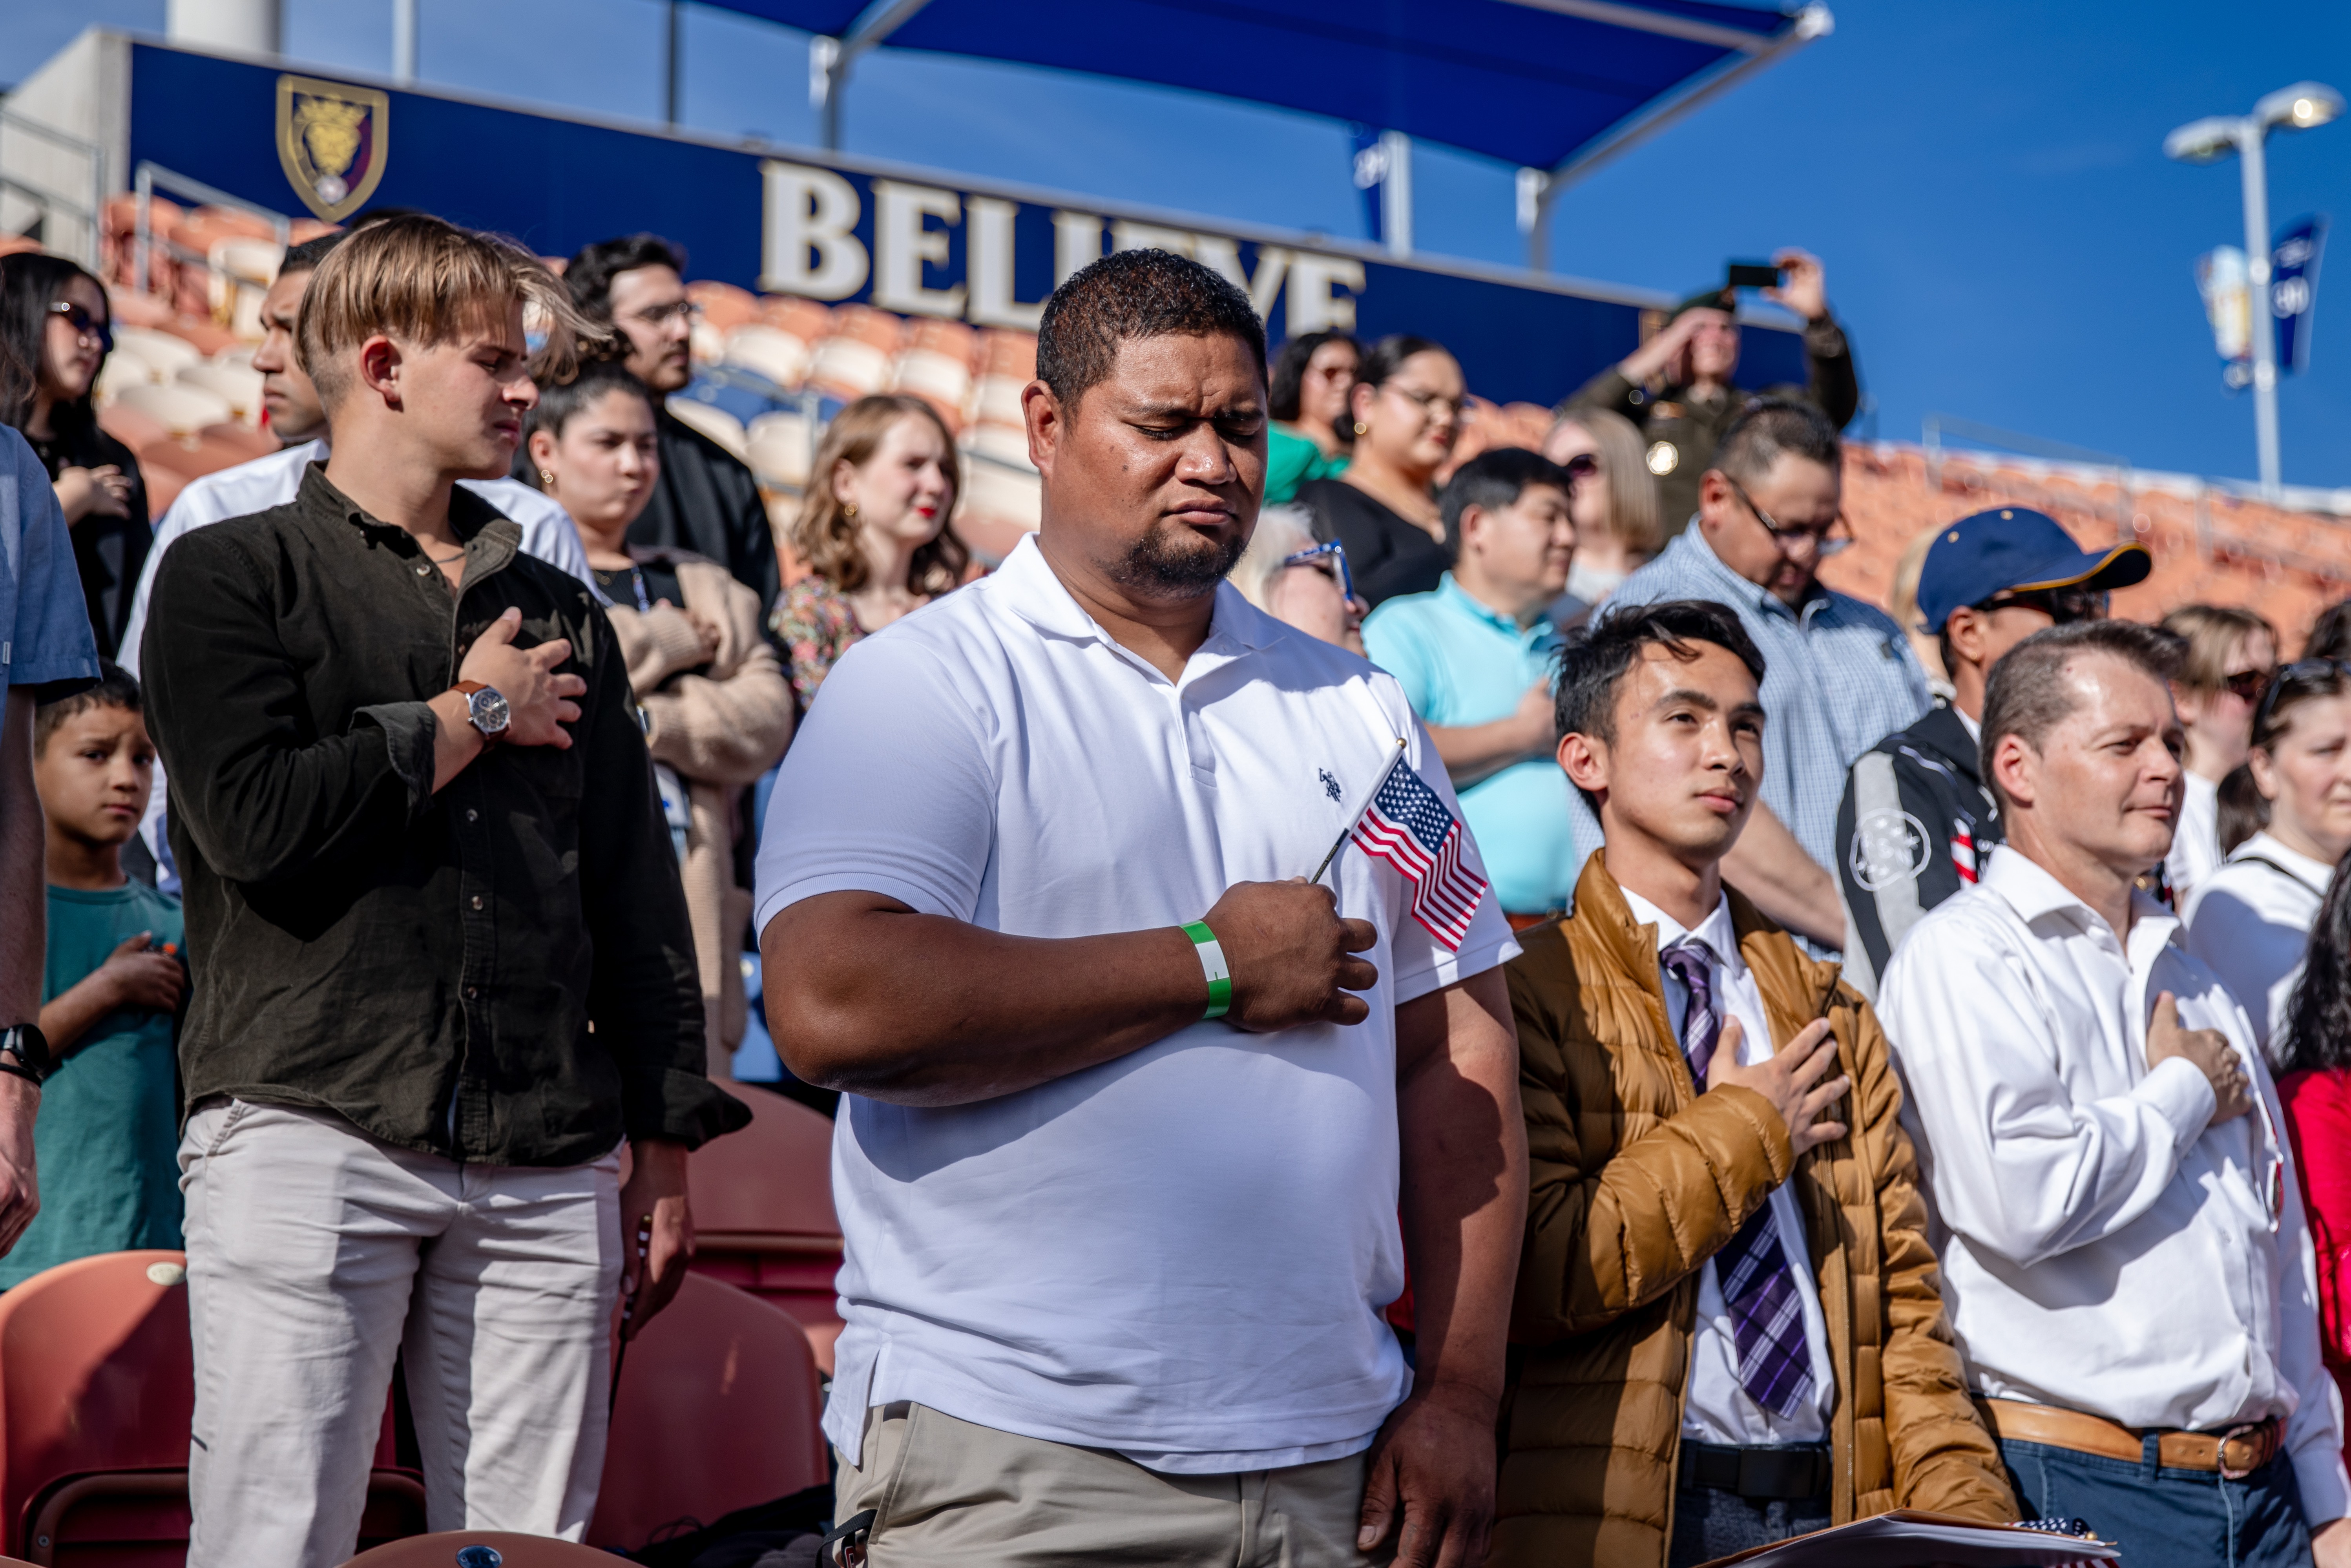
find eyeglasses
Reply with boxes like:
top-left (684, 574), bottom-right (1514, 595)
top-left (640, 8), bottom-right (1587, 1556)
top-left (1280, 538), bottom-right (1360, 606)
top-left (1560, 452), bottom-right (1599, 485)
top-left (1973, 586), bottom-right (2107, 626)
top-left (627, 299), bottom-right (704, 328)
top-left (2252, 658), bottom-right (2351, 732)
top-left (2222, 667), bottom-right (2273, 703)
top-left (47, 300), bottom-right (111, 353)
top-left (1380, 383), bottom-right (1463, 422)
top-left (1721, 473), bottom-right (1850, 558)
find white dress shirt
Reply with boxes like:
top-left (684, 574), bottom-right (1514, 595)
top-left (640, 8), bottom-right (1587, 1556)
top-left (2165, 769), bottom-right (2225, 905)
top-left (1618, 886), bottom-right (1836, 1446)
top-left (753, 535), bottom-right (1519, 1473)
top-left (117, 440), bottom-right (599, 879)
top-left (1879, 845), bottom-right (2348, 1524)
top-left (2185, 831), bottom-right (2336, 1065)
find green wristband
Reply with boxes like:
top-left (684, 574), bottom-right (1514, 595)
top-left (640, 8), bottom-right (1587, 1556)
top-left (1183, 920), bottom-right (1232, 1020)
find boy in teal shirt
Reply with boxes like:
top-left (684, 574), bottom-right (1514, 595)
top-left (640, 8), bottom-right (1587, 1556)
top-left (3, 663), bottom-right (186, 1287)
top-left (1362, 447), bottom-right (1584, 918)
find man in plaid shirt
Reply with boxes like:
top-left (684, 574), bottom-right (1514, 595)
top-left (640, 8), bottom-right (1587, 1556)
top-left (1605, 398), bottom-right (1927, 951)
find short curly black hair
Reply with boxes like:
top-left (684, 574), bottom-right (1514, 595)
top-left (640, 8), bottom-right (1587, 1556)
top-left (1035, 248), bottom-right (1266, 410)
top-left (563, 233), bottom-right (688, 323)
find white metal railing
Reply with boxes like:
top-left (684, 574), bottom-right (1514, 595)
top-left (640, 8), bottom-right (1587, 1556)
top-left (133, 160), bottom-right (293, 296)
top-left (0, 107), bottom-right (105, 271)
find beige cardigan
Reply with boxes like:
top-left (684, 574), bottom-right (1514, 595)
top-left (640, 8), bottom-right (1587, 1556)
top-left (604, 551), bottom-right (794, 1080)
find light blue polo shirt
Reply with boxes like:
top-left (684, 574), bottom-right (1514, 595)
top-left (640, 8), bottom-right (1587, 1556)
top-left (1362, 574), bottom-right (1577, 914)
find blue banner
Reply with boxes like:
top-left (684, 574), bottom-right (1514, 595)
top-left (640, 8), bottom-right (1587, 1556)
top-left (123, 41), bottom-right (1809, 410)
top-left (2274, 215), bottom-right (2327, 377)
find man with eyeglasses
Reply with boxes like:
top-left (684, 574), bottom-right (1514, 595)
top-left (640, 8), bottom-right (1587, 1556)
top-left (1362, 447), bottom-right (1584, 923)
top-left (561, 235), bottom-right (779, 608)
top-left (1836, 507), bottom-right (2150, 995)
top-left (1609, 399), bottom-right (1926, 953)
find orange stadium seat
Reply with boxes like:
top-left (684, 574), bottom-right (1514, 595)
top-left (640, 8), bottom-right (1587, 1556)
top-left (584, 1273), bottom-right (829, 1551)
top-left (342, 1533), bottom-right (611, 1566)
top-left (0, 1251), bottom-right (423, 1563)
top-left (679, 1089), bottom-right (845, 1373)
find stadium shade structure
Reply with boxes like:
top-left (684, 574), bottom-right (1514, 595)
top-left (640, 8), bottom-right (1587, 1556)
top-left (708, 0), bottom-right (1831, 268)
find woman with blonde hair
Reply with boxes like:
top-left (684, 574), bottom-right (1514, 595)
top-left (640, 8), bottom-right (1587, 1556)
top-left (1540, 406), bottom-right (1663, 626)
top-left (772, 393), bottom-right (966, 706)
top-left (1229, 502), bottom-right (1367, 654)
top-left (2160, 603), bottom-right (2280, 904)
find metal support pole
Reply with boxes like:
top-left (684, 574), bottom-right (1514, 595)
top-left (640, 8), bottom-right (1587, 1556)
top-left (392, 0), bottom-right (418, 83)
top-left (810, 37), bottom-right (843, 151)
top-left (134, 164), bottom-right (152, 296)
top-left (665, 0), bottom-right (683, 126)
top-left (2236, 120), bottom-right (2282, 499)
top-left (1378, 130), bottom-right (1412, 258)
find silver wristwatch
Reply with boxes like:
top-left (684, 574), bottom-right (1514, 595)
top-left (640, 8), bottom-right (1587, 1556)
top-left (455, 680), bottom-right (511, 744)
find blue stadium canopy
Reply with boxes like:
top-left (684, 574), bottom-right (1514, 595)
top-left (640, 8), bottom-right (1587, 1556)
top-left (699, 0), bottom-right (1829, 183)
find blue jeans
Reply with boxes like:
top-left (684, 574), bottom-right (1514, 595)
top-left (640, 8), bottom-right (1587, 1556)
top-left (2000, 1437), bottom-right (2314, 1568)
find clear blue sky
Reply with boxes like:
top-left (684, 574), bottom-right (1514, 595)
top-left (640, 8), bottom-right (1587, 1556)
top-left (9, 0), bottom-right (2351, 489)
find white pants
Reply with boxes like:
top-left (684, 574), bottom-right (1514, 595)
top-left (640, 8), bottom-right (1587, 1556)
top-left (180, 1098), bottom-right (621, 1568)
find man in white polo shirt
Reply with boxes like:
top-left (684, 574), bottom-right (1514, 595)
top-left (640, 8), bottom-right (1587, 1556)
top-left (756, 249), bottom-right (1527, 1567)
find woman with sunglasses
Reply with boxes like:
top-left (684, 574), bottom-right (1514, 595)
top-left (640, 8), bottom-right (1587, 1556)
top-left (2160, 605), bottom-right (2281, 906)
top-left (1229, 503), bottom-right (1367, 655)
top-left (1294, 334), bottom-right (1463, 608)
top-left (2186, 659), bottom-right (2351, 1062)
top-left (1539, 407), bottom-right (1664, 629)
top-left (2264, 847), bottom-right (2351, 1467)
top-left (0, 254), bottom-right (147, 659)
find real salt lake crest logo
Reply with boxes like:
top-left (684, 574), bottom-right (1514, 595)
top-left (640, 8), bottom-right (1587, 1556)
top-left (276, 73), bottom-right (389, 222)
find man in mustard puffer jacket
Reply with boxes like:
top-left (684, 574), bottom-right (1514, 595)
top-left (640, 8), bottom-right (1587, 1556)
top-left (1495, 598), bottom-right (2014, 1567)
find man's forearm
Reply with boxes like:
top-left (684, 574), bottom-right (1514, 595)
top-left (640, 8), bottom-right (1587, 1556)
top-left (1395, 969), bottom-right (1527, 1407)
top-left (0, 693), bottom-right (42, 1026)
top-left (1723, 801), bottom-right (1844, 949)
top-left (1426, 718), bottom-right (1542, 791)
top-left (763, 892), bottom-right (1209, 1107)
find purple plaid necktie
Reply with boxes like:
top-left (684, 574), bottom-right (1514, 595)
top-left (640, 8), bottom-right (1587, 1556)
top-left (1659, 942), bottom-right (1817, 1421)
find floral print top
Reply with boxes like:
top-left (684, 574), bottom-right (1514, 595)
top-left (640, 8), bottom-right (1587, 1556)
top-left (769, 575), bottom-right (867, 709)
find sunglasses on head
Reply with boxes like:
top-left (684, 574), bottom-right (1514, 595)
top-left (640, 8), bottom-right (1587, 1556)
top-left (1559, 452), bottom-right (1598, 484)
top-left (47, 300), bottom-right (111, 353)
top-left (2252, 658), bottom-right (2351, 730)
top-left (1279, 538), bottom-right (1360, 605)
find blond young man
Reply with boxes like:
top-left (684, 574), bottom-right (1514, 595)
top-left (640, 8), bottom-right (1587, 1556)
top-left (142, 216), bottom-right (744, 1566)
top-left (1497, 599), bottom-right (2011, 1567)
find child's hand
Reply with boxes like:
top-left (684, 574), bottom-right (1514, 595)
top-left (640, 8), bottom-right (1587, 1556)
top-left (102, 933), bottom-right (187, 1015)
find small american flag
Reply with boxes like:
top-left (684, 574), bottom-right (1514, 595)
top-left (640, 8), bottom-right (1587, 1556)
top-left (1351, 759), bottom-right (1488, 950)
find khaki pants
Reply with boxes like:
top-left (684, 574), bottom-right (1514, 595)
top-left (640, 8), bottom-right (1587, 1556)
top-left (835, 1402), bottom-right (1393, 1567)
top-left (180, 1099), bottom-right (621, 1568)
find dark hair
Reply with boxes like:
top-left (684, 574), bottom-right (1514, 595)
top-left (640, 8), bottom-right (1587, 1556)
top-left (563, 233), bottom-right (688, 323)
top-left (1035, 248), bottom-right (1266, 410)
top-left (34, 660), bottom-right (140, 754)
top-left (1269, 330), bottom-right (1358, 423)
top-left (1352, 333), bottom-right (1446, 403)
top-left (523, 359), bottom-right (656, 463)
top-left (1712, 395), bottom-right (1840, 486)
top-left (278, 230), bottom-right (349, 277)
top-left (2217, 761), bottom-right (2269, 855)
top-left (1438, 446), bottom-right (1573, 551)
top-left (2283, 850), bottom-right (2351, 1073)
top-left (2309, 600), bottom-right (2351, 663)
top-left (0, 252), bottom-right (107, 434)
top-left (1978, 620), bottom-right (2183, 809)
top-left (1554, 599), bottom-right (1766, 810)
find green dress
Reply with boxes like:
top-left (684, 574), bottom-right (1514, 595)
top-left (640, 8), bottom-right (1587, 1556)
top-left (1265, 425), bottom-right (1349, 506)
top-left (0, 882), bottom-right (185, 1288)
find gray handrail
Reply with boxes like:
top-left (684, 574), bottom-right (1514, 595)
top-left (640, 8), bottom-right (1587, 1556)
top-left (0, 107), bottom-right (105, 270)
top-left (133, 160), bottom-right (293, 294)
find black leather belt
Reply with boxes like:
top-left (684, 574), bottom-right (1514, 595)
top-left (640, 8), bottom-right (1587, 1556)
top-left (1678, 1440), bottom-right (1833, 1501)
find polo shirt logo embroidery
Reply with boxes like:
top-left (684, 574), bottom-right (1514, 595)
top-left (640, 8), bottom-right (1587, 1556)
top-left (1319, 768), bottom-right (1343, 803)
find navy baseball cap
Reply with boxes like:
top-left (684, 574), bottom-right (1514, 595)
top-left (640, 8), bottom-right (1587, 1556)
top-left (1915, 507), bottom-right (2152, 633)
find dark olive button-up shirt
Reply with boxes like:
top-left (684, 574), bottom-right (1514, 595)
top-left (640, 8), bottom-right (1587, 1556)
top-left (142, 464), bottom-right (746, 1166)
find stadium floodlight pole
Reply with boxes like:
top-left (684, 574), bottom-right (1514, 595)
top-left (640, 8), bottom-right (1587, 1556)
top-left (2165, 81), bottom-right (2344, 501)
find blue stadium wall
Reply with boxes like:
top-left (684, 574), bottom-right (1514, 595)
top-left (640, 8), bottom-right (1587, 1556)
top-left (126, 40), bottom-right (1807, 409)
